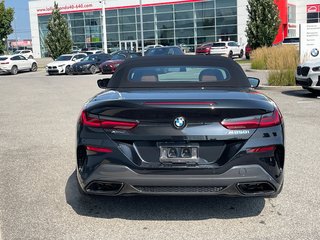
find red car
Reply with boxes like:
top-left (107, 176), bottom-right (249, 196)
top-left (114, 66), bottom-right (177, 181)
top-left (245, 44), bottom-right (252, 60)
top-left (195, 43), bottom-right (213, 55)
top-left (99, 52), bottom-right (141, 74)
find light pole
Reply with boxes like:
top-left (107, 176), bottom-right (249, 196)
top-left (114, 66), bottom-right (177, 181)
top-left (100, 0), bottom-right (108, 53)
top-left (139, 0), bottom-right (145, 56)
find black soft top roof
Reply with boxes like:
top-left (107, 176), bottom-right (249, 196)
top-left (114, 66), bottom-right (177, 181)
top-left (108, 55), bottom-right (250, 89)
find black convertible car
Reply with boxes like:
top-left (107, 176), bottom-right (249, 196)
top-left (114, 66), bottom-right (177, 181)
top-left (76, 55), bottom-right (284, 197)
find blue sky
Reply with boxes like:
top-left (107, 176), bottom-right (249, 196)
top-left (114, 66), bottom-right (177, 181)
top-left (5, 0), bottom-right (31, 40)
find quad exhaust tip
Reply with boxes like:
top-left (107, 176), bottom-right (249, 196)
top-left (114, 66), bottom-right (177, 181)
top-left (237, 182), bottom-right (276, 195)
top-left (86, 181), bottom-right (123, 194)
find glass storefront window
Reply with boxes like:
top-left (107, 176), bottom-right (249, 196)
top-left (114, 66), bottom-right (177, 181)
top-left (155, 5), bottom-right (173, 13)
top-left (216, 0), bottom-right (236, 8)
top-left (157, 13), bottom-right (173, 21)
top-left (197, 18), bottom-right (215, 27)
top-left (38, 0), bottom-right (238, 57)
top-left (176, 29), bottom-right (194, 38)
top-left (175, 3), bottom-right (193, 11)
top-left (119, 8), bottom-right (135, 16)
top-left (175, 20), bottom-right (194, 29)
top-left (157, 21), bottom-right (174, 29)
top-left (196, 9), bottom-right (215, 18)
top-left (158, 29), bottom-right (174, 39)
top-left (106, 17), bottom-right (118, 25)
top-left (119, 15), bottom-right (136, 24)
top-left (216, 7), bottom-right (237, 17)
top-left (195, 1), bottom-right (215, 10)
top-left (175, 11), bottom-right (193, 20)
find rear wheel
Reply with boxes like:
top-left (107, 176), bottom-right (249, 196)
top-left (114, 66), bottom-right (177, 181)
top-left (30, 62), bottom-right (38, 72)
top-left (11, 65), bottom-right (18, 75)
top-left (89, 65), bottom-right (97, 74)
top-left (65, 66), bottom-right (72, 75)
top-left (228, 51), bottom-right (233, 58)
top-left (239, 50), bottom-right (244, 58)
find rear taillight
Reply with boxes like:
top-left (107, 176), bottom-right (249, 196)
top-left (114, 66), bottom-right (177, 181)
top-left (221, 116), bottom-right (260, 130)
top-left (247, 145), bottom-right (276, 153)
top-left (86, 146), bottom-right (113, 153)
top-left (0, 62), bottom-right (9, 64)
top-left (221, 108), bottom-right (282, 130)
top-left (80, 111), bottom-right (138, 130)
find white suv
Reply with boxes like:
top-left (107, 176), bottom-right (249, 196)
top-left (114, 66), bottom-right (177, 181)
top-left (46, 53), bottom-right (87, 75)
top-left (14, 50), bottom-right (34, 59)
top-left (296, 59), bottom-right (320, 95)
top-left (0, 55), bottom-right (37, 75)
top-left (210, 41), bottom-right (243, 58)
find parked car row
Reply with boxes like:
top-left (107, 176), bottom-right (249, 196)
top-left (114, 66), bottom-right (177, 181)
top-left (45, 47), bottom-right (184, 76)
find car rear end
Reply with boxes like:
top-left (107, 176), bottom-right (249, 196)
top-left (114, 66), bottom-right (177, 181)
top-left (196, 43), bottom-right (212, 55)
top-left (0, 56), bottom-right (12, 73)
top-left (210, 42), bottom-right (229, 56)
top-left (245, 44), bottom-right (252, 59)
top-left (77, 91), bottom-right (284, 197)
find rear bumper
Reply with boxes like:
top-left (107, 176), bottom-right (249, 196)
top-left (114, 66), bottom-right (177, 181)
top-left (77, 164), bottom-right (282, 197)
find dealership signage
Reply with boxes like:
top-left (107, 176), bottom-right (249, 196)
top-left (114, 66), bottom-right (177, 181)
top-left (307, 4), bottom-right (320, 13)
top-left (300, 23), bottom-right (320, 63)
top-left (36, 0), bottom-right (203, 15)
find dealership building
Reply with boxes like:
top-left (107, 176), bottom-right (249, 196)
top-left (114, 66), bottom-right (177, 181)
top-left (29, 0), bottom-right (320, 58)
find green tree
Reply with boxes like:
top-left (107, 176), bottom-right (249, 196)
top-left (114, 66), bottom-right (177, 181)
top-left (245, 0), bottom-right (280, 49)
top-left (45, 2), bottom-right (73, 59)
top-left (0, 1), bottom-right (14, 54)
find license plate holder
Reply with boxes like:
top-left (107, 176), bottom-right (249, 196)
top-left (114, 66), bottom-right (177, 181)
top-left (159, 143), bottom-right (199, 164)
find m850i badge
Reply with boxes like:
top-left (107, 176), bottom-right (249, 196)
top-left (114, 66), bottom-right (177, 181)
top-left (228, 130), bottom-right (250, 135)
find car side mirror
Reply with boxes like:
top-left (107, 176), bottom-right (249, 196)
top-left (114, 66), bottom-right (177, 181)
top-left (97, 78), bottom-right (110, 89)
top-left (248, 77), bottom-right (260, 88)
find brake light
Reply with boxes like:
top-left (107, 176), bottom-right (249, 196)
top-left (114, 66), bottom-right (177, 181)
top-left (221, 116), bottom-right (260, 129)
top-left (221, 109), bottom-right (282, 130)
top-left (80, 111), bottom-right (138, 130)
top-left (247, 145), bottom-right (276, 153)
top-left (0, 62), bottom-right (9, 64)
top-left (86, 145), bottom-right (113, 153)
top-left (259, 109), bottom-right (282, 128)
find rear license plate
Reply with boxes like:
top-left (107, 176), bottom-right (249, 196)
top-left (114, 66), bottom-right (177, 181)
top-left (159, 143), bottom-right (199, 163)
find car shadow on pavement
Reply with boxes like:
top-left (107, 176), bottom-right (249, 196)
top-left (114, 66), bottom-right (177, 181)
top-left (281, 89), bottom-right (319, 99)
top-left (65, 171), bottom-right (265, 220)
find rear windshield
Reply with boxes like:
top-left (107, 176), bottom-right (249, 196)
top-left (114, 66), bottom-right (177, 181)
top-left (0, 57), bottom-right (8, 61)
top-left (212, 43), bottom-right (226, 47)
top-left (108, 56), bottom-right (250, 89)
top-left (56, 55), bottom-right (72, 61)
top-left (128, 66), bottom-right (230, 83)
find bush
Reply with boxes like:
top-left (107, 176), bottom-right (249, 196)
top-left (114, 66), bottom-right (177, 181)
top-left (269, 70), bottom-right (296, 86)
top-left (251, 45), bottom-right (299, 85)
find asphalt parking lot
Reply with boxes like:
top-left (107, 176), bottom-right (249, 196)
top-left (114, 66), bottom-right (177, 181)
top-left (0, 70), bottom-right (320, 240)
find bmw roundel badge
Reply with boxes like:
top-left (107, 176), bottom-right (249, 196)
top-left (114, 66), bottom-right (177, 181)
top-left (311, 48), bottom-right (319, 57)
top-left (174, 116), bottom-right (186, 129)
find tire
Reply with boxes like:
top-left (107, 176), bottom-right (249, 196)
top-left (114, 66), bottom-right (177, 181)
top-left (246, 54), bottom-right (250, 60)
top-left (228, 51), bottom-right (233, 58)
top-left (11, 65), bottom-right (18, 75)
top-left (89, 65), bottom-right (97, 74)
top-left (65, 66), bottom-right (72, 75)
top-left (30, 62), bottom-right (38, 72)
top-left (239, 50), bottom-right (244, 58)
